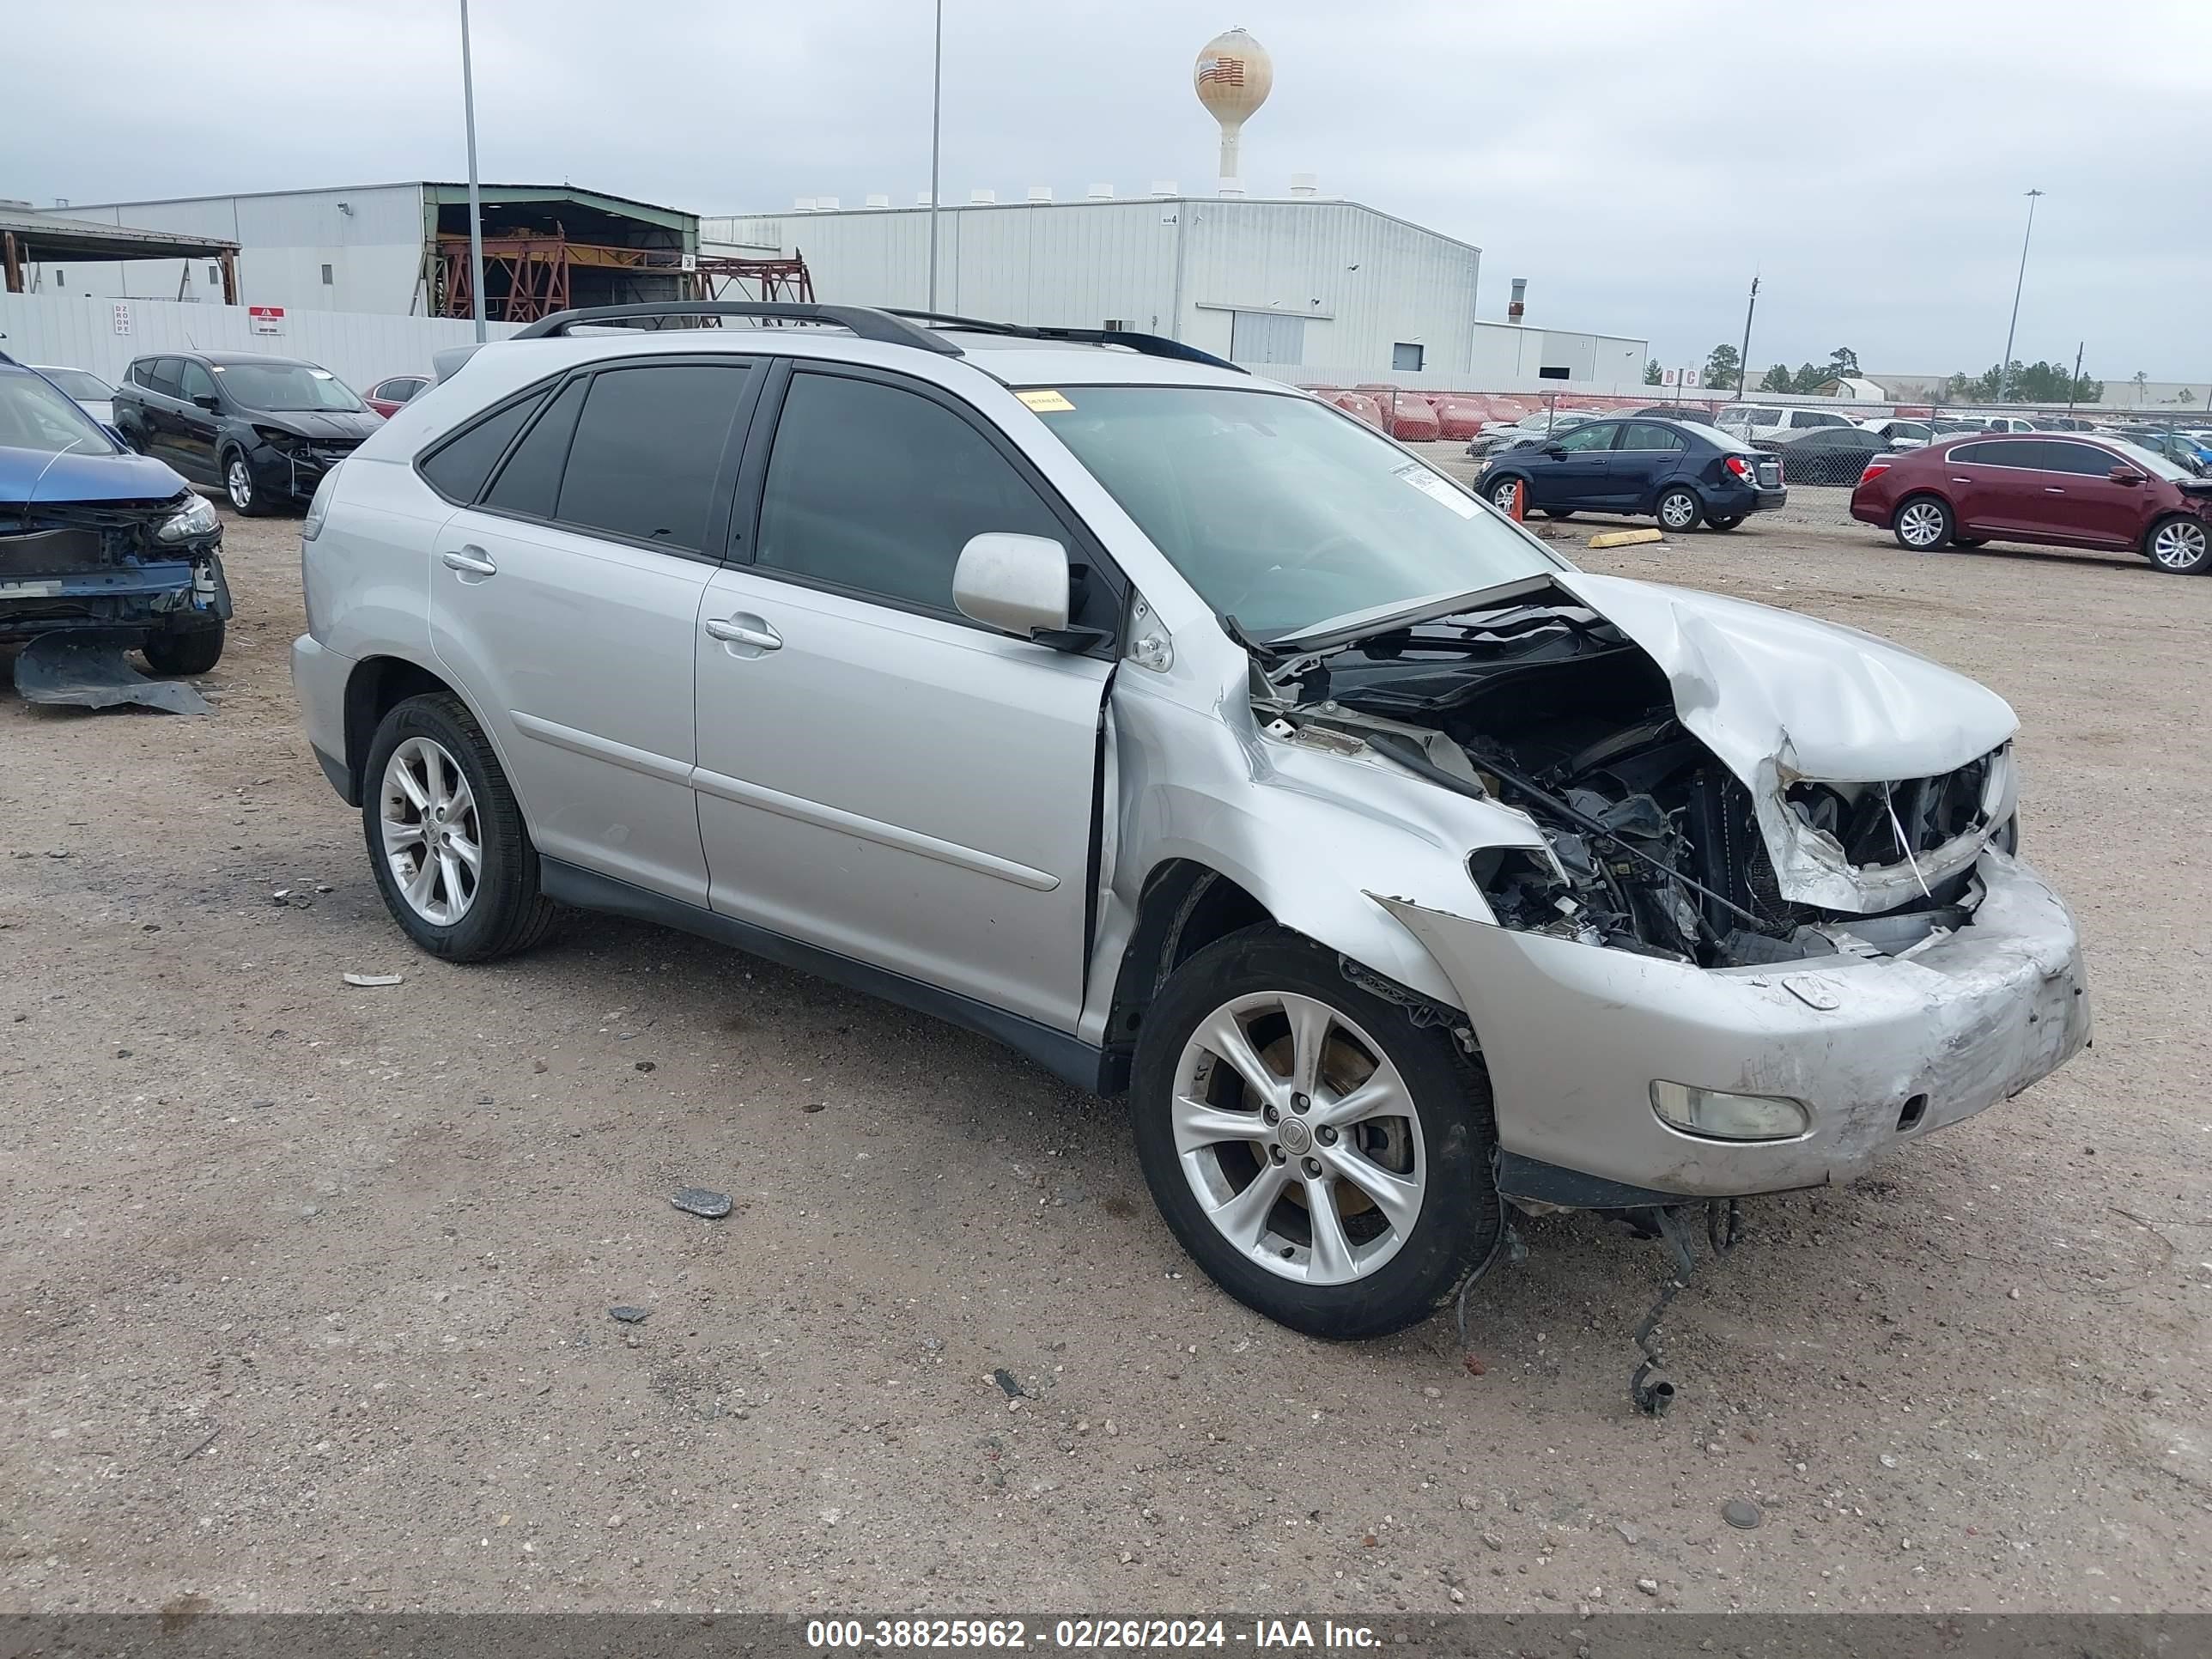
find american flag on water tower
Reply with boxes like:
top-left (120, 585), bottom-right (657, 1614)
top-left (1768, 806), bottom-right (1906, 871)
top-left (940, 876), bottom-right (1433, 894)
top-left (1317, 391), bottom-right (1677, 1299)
top-left (1196, 55), bottom-right (1245, 85)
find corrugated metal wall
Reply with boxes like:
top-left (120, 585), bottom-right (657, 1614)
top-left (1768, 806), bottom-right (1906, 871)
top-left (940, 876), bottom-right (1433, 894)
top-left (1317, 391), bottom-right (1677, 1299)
top-left (0, 291), bottom-right (519, 394)
top-left (704, 197), bottom-right (1484, 374)
top-left (37, 185), bottom-right (429, 315)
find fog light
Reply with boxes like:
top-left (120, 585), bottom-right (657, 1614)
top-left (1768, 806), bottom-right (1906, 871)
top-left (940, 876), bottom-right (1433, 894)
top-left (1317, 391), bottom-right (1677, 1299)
top-left (1650, 1081), bottom-right (1809, 1142)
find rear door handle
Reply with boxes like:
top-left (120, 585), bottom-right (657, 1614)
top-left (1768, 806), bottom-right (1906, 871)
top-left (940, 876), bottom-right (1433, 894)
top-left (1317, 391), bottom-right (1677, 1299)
top-left (2043, 487), bottom-right (2066, 494)
top-left (704, 615), bottom-right (782, 652)
top-left (441, 547), bottom-right (497, 576)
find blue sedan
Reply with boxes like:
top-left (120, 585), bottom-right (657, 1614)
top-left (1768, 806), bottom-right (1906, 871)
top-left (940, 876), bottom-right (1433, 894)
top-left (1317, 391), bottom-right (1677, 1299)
top-left (1474, 416), bottom-right (1786, 532)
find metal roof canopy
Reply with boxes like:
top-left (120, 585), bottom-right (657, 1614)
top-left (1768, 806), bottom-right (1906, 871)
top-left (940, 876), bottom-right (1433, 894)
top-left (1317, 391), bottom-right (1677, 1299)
top-left (0, 206), bottom-right (241, 297)
top-left (422, 183), bottom-right (696, 241)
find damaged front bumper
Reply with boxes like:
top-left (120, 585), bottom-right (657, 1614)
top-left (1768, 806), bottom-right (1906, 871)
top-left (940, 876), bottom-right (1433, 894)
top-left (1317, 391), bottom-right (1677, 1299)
top-left (1379, 850), bottom-right (2090, 1202)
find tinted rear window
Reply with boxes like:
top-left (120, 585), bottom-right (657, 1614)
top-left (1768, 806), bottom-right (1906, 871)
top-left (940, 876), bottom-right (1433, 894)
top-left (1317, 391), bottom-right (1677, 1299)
top-left (483, 378), bottom-right (586, 519)
top-left (421, 388), bottom-right (548, 504)
top-left (552, 363), bottom-right (754, 552)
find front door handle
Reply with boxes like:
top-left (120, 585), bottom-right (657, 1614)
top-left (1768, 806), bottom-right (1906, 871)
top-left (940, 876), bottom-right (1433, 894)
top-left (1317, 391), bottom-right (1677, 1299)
top-left (2043, 487), bottom-right (2066, 495)
top-left (441, 547), bottom-right (497, 576)
top-left (704, 615), bottom-right (782, 652)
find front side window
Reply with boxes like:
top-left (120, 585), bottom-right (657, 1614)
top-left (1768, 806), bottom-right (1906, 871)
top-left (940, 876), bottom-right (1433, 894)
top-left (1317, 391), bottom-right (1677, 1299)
top-left (179, 362), bottom-right (217, 404)
top-left (756, 371), bottom-right (1065, 613)
top-left (0, 368), bottom-right (121, 457)
top-left (2045, 442), bottom-right (2123, 477)
top-left (149, 358), bottom-right (185, 399)
top-left (553, 362), bottom-right (753, 552)
top-left (216, 362), bottom-right (364, 412)
top-left (1035, 386), bottom-right (1559, 642)
top-left (1553, 422), bottom-right (1620, 453)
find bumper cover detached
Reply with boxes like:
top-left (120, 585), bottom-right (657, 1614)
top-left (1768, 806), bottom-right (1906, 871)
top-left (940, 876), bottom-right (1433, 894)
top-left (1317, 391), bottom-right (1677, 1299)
top-left (1378, 851), bottom-right (2090, 1201)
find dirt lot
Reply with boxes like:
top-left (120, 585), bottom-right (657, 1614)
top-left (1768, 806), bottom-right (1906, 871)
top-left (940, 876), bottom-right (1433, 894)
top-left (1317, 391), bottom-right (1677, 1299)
top-left (3, 487), bottom-right (2209, 1618)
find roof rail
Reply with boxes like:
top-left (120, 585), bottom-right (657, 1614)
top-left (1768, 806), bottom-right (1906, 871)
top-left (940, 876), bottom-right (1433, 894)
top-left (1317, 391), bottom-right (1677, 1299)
top-left (508, 301), bottom-right (962, 356)
top-left (882, 310), bottom-right (1246, 374)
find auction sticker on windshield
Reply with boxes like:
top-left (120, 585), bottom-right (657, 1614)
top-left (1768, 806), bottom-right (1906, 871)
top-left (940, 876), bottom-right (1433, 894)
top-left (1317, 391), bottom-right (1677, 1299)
top-left (1016, 389), bottom-right (1076, 413)
top-left (1394, 461), bottom-right (1478, 518)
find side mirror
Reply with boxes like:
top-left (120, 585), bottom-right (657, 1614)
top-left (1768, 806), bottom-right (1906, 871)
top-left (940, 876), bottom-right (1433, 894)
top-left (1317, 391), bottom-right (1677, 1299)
top-left (191, 393), bottom-right (220, 410)
top-left (1540, 442), bottom-right (1567, 459)
top-left (2109, 466), bottom-right (2145, 485)
top-left (953, 532), bottom-right (1072, 640)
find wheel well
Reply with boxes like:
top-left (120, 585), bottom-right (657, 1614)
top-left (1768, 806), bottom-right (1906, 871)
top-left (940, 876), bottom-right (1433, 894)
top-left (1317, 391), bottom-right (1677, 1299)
top-left (2144, 511), bottom-right (2206, 551)
top-left (1098, 860), bottom-right (1273, 1093)
top-left (1893, 488), bottom-right (1951, 521)
top-left (341, 656), bottom-right (458, 805)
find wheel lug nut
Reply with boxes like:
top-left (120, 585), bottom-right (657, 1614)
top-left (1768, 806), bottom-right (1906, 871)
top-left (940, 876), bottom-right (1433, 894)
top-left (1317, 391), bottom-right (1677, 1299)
top-left (1261, 1103), bottom-right (1279, 1125)
top-left (1316, 1125), bottom-right (1337, 1146)
top-left (1302, 1157), bottom-right (1322, 1179)
top-left (1269, 1145), bottom-right (1286, 1164)
top-left (1291, 1093), bottom-right (1310, 1113)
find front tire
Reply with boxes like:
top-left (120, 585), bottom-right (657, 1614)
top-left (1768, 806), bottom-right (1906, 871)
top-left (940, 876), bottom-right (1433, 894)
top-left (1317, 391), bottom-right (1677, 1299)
top-left (2145, 514), bottom-right (2210, 574)
top-left (361, 693), bottom-right (557, 962)
top-left (1706, 514), bottom-right (1744, 531)
top-left (1130, 927), bottom-right (1501, 1341)
top-left (142, 617), bottom-right (224, 677)
top-left (222, 449), bottom-right (268, 517)
top-left (1488, 477), bottom-right (1526, 515)
top-left (1540, 507), bottom-right (1576, 520)
top-left (1893, 494), bottom-right (1954, 551)
top-left (1656, 487), bottom-right (1703, 532)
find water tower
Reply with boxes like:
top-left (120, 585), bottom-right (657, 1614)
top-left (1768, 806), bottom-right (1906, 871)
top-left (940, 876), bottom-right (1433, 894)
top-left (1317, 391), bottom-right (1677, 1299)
top-left (1194, 27), bottom-right (1273, 189)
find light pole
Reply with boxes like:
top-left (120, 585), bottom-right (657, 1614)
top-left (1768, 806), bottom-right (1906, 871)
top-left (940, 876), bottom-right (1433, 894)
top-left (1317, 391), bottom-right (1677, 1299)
top-left (458, 0), bottom-right (487, 342)
top-left (927, 0), bottom-right (943, 312)
top-left (1997, 188), bottom-right (2042, 404)
top-left (1735, 274), bottom-right (1759, 404)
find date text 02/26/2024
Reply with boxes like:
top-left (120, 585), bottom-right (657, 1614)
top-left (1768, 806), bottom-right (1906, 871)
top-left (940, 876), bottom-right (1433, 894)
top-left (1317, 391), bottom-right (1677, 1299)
top-left (805, 1620), bottom-right (1380, 1651)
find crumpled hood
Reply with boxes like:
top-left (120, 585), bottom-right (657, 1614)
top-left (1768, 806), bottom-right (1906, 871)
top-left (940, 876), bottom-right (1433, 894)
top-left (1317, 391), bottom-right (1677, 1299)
top-left (0, 444), bottom-right (191, 507)
top-left (1552, 570), bottom-right (2021, 914)
top-left (1554, 569), bottom-right (2017, 784)
top-left (244, 409), bottom-right (382, 442)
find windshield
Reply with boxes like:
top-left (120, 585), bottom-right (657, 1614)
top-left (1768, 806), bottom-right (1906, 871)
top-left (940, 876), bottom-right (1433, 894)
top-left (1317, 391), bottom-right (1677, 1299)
top-left (0, 368), bottom-right (122, 457)
top-left (1033, 386), bottom-right (1560, 641)
top-left (35, 368), bottom-right (115, 401)
top-left (213, 362), bottom-right (363, 412)
top-left (2108, 438), bottom-right (2193, 482)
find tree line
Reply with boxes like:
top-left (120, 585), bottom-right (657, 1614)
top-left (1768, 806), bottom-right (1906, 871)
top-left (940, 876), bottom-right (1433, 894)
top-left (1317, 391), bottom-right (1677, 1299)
top-left (1646, 343), bottom-right (2103, 404)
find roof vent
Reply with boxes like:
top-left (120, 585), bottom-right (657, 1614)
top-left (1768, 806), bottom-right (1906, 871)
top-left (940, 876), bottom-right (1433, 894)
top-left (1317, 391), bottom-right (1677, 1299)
top-left (865, 192), bottom-right (891, 209)
top-left (969, 188), bottom-right (996, 204)
top-left (1216, 178), bottom-right (1245, 197)
top-left (793, 196), bottom-right (816, 211)
top-left (1088, 183), bottom-right (1115, 199)
top-left (1027, 185), bottom-right (1053, 204)
top-left (1151, 179), bottom-right (1179, 197)
top-left (915, 191), bottom-right (934, 206)
top-left (815, 196), bottom-right (840, 211)
top-left (1289, 173), bottom-right (1318, 197)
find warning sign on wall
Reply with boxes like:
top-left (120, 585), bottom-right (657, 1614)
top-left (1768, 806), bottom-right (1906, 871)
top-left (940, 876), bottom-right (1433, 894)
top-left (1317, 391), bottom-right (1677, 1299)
top-left (249, 305), bottom-right (285, 336)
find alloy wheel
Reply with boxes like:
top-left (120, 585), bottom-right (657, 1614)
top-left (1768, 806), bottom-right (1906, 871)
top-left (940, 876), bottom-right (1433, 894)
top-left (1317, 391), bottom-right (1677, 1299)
top-left (1170, 991), bottom-right (1425, 1285)
top-left (379, 736), bottom-right (482, 926)
top-left (1659, 492), bottom-right (1697, 529)
top-left (1491, 480), bottom-right (1519, 512)
top-left (1897, 501), bottom-right (1946, 549)
top-left (2149, 519), bottom-right (2208, 572)
top-left (226, 459), bottom-right (253, 512)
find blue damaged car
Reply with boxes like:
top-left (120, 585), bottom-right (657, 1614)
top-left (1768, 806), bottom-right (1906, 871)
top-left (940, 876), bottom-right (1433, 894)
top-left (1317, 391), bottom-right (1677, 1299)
top-left (1, 352), bottom-right (230, 711)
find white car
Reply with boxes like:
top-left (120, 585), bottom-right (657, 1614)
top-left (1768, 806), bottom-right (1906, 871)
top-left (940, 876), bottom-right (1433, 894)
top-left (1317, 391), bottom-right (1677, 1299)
top-left (289, 301), bottom-right (2090, 1346)
top-left (31, 365), bottom-right (118, 428)
top-left (1717, 404), bottom-right (1857, 441)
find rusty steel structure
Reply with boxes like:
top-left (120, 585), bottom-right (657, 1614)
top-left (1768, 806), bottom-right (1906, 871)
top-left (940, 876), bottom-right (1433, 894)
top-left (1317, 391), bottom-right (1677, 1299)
top-left (429, 235), bottom-right (811, 325)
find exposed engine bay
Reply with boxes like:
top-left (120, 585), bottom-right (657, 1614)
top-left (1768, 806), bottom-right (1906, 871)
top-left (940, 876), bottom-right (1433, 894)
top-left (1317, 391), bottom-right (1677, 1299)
top-left (1250, 580), bottom-right (2011, 970)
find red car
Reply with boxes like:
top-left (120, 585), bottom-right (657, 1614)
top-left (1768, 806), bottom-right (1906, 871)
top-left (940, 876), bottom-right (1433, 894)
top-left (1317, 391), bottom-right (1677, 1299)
top-left (362, 374), bottom-right (429, 419)
top-left (1850, 431), bottom-right (2212, 574)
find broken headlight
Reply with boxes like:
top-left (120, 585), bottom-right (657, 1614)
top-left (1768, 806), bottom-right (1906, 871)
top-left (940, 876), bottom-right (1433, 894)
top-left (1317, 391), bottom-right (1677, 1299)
top-left (1650, 1081), bottom-right (1809, 1142)
top-left (155, 495), bottom-right (222, 543)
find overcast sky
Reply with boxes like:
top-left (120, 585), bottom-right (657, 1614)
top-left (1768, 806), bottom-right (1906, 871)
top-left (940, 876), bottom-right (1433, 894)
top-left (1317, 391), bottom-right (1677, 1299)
top-left (15, 1), bottom-right (2209, 385)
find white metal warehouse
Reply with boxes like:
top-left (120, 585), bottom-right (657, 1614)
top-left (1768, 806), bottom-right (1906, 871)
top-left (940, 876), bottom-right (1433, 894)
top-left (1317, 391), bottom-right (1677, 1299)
top-left (706, 191), bottom-right (1645, 387)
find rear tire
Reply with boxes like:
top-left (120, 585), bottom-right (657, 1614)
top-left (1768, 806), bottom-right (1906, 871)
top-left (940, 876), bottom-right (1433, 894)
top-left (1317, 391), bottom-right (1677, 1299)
top-left (141, 618), bottom-right (224, 677)
top-left (1951, 536), bottom-right (1986, 548)
top-left (361, 692), bottom-right (558, 962)
top-left (2145, 514), bottom-right (2210, 574)
top-left (1893, 494), bottom-right (1954, 551)
top-left (1656, 487), bottom-right (1703, 532)
top-left (1130, 926), bottom-right (1501, 1341)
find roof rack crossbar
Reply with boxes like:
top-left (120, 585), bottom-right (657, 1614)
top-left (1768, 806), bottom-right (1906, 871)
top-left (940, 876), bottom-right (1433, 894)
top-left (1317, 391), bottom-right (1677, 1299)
top-left (881, 310), bottom-right (1246, 374)
top-left (508, 301), bottom-right (961, 355)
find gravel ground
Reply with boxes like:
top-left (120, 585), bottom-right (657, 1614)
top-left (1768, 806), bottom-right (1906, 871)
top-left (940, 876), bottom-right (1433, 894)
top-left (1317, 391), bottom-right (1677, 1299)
top-left (3, 490), bottom-right (2209, 1618)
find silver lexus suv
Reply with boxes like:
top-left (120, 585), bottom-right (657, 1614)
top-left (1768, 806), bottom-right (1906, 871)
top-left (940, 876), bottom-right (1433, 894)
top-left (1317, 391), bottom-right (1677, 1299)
top-left (291, 302), bottom-right (2089, 1342)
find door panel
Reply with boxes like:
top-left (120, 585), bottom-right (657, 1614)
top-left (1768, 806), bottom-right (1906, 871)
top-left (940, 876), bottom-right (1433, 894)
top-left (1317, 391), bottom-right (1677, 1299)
top-left (175, 362), bottom-right (221, 483)
top-left (429, 510), bottom-right (714, 902)
top-left (1528, 422), bottom-right (1619, 509)
top-left (1614, 422), bottom-right (1687, 509)
top-left (693, 568), bottom-right (1109, 1030)
top-left (2039, 445), bottom-right (2148, 546)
